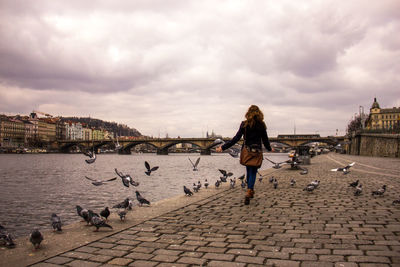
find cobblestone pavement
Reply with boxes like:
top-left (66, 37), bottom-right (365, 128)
top-left (29, 154), bottom-right (400, 267)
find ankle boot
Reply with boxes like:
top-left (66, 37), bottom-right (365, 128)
top-left (244, 189), bottom-right (252, 205)
top-left (249, 189), bottom-right (254, 198)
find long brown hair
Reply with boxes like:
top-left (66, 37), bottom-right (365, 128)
top-left (244, 105), bottom-right (264, 128)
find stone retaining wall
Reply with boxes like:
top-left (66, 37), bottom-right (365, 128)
top-left (349, 133), bottom-right (400, 158)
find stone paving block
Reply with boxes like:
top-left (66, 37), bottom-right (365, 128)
top-left (202, 252), bottom-right (235, 261)
top-left (74, 246), bottom-right (100, 253)
top-left (30, 263), bottom-right (61, 267)
top-left (258, 251), bottom-right (289, 259)
top-left (347, 256), bottom-right (391, 263)
top-left (196, 246), bottom-right (227, 253)
top-left (333, 249), bottom-right (364, 255)
top-left (66, 259), bottom-right (101, 267)
top-left (177, 256), bottom-right (207, 265)
top-left (45, 256), bottom-right (74, 265)
top-left (333, 263), bottom-right (359, 267)
top-left (318, 255), bottom-right (345, 262)
top-left (124, 252), bottom-right (154, 260)
top-left (235, 255), bottom-right (265, 264)
top-left (127, 260), bottom-right (158, 267)
top-left (107, 257), bottom-right (134, 266)
top-left (89, 254), bottom-right (114, 263)
top-left (95, 248), bottom-right (128, 257)
top-left (61, 251), bottom-right (94, 260)
top-left (301, 262), bottom-right (334, 267)
top-left (207, 260), bottom-right (246, 267)
top-left (266, 259), bottom-right (300, 267)
top-left (90, 242), bottom-right (116, 249)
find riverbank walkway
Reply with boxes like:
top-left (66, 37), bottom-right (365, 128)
top-left (1, 154), bottom-right (400, 266)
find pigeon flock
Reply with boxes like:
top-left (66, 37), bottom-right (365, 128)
top-left (1, 149), bottom-right (399, 252)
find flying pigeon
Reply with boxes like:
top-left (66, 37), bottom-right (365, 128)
top-left (354, 184), bottom-right (363, 196)
top-left (264, 157), bottom-right (288, 169)
top-left (145, 161), bottom-right (159, 176)
top-left (89, 210), bottom-right (112, 231)
top-left (100, 207), bottom-right (110, 220)
top-left (85, 176), bottom-right (117, 186)
top-left (184, 186), bottom-right (193, 196)
top-left (136, 191), bottom-right (151, 206)
top-left (51, 213), bottom-right (62, 232)
top-left (349, 180), bottom-right (359, 188)
top-left (219, 169), bottom-right (233, 179)
top-left (115, 168), bottom-right (139, 187)
top-left (188, 157), bottom-right (200, 171)
top-left (372, 185), bottom-right (386, 196)
top-left (330, 162), bottom-right (355, 174)
top-left (30, 229), bottom-right (43, 249)
top-left (228, 147), bottom-right (240, 158)
top-left (84, 150), bottom-right (96, 164)
top-left (0, 225), bottom-right (15, 248)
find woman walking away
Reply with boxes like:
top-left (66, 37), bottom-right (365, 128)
top-left (216, 105), bottom-right (272, 205)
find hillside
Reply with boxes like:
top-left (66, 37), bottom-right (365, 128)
top-left (61, 117), bottom-right (141, 137)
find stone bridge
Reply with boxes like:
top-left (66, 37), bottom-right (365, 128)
top-left (54, 136), bottom-right (345, 155)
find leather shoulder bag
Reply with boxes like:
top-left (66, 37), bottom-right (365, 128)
top-left (239, 126), bottom-right (263, 168)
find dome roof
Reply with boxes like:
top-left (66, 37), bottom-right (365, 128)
top-left (371, 97), bottom-right (380, 109)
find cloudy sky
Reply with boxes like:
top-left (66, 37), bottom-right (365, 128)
top-left (1, 0), bottom-right (399, 138)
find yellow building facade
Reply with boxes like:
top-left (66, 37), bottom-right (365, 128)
top-left (367, 98), bottom-right (400, 130)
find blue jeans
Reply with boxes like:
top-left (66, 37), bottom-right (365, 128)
top-left (246, 166), bottom-right (258, 190)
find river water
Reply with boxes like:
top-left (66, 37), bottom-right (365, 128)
top-left (0, 152), bottom-right (288, 238)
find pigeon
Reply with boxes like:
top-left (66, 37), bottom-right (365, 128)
top-left (184, 186), bottom-right (193, 196)
top-left (100, 207), bottom-right (110, 220)
top-left (197, 181), bottom-right (202, 189)
top-left (114, 168), bottom-right (139, 187)
top-left (188, 157), bottom-right (200, 171)
top-left (215, 180), bottom-right (221, 188)
top-left (269, 176), bottom-right (275, 183)
top-left (241, 180), bottom-right (246, 188)
top-left (330, 162), bottom-right (355, 174)
top-left (273, 178), bottom-right (278, 189)
top-left (219, 169), bottom-right (233, 179)
top-left (0, 225), bottom-right (15, 248)
top-left (113, 198), bottom-right (131, 209)
top-left (145, 161), bottom-right (159, 176)
top-left (84, 150), bottom-right (96, 164)
top-left (30, 229), bottom-right (43, 249)
top-left (308, 180), bottom-right (320, 189)
top-left (228, 147), bottom-right (240, 158)
top-left (290, 178), bottom-right (296, 187)
top-left (299, 166), bottom-right (308, 175)
top-left (349, 180), bottom-right (359, 188)
top-left (193, 183), bottom-right (199, 192)
top-left (76, 205), bottom-right (90, 224)
top-left (204, 179), bottom-right (209, 189)
top-left (354, 184), bottom-right (363, 196)
top-left (392, 199), bottom-right (400, 204)
top-left (85, 176), bottom-right (117, 186)
top-left (237, 174), bottom-right (245, 181)
top-left (230, 178), bottom-right (235, 189)
top-left (136, 191), bottom-right (150, 206)
top-left (264, 157), bottom-right (287, 169)
top-left (117, 210), bottom-right (127, 221)
top-left (372, 185), bottom-right (386, 196)
top-left (303, 185), bottom-right (316, 192)
top-left (89, 210), bottom-right (112, 231)
top-left (220, 176), bottom-right (227, 183)
top-left (51, 213), bottom-right (62, 232)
